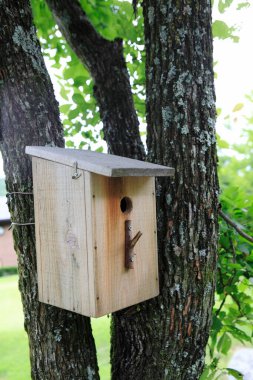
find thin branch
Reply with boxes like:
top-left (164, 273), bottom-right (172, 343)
top-left (132, 0), bottom-right (139, 16)
top-left (218, 267), bottom-right (224, 288)
top-left (219, 209), bottom-right (253, 244)
top-left (230, 293), bottom-right (242, 313)
top-left (215, 294), bottom-right (227, 316)
top-left (224, 235), bottom-right (236, 286)
top-left (228, 234), bottom-right (236, 264)
top-left (45, 0), bottom-right (145, 160)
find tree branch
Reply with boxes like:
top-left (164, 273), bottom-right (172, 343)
top-left (45, 0), bottom-right (145, 160)
top-left (219, 209), bottom-right (253, 244)
top-left (132, 0), bottom-right (139, 16)
top-left (0, 1), bottom-right (99, 377)
top-left (215, 294), bottom-right (228, 316)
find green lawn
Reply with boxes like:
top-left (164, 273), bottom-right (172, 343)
top-left (0, 276), bottom-right (30, 380)
top-left (0, 275), bottom-right (110, 379)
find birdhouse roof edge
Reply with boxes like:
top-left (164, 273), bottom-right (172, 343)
top-left (26, 146), bottom-right (174, 177)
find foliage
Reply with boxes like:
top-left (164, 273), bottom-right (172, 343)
top-left (201, 100), bottom-right (253, 377)
top-left (213, 0), bottom-right (250, 42)
top-left (30, 0), bottom-right (250, 150)
top-left (31, 0), bottom-right (145, 150)
top-left (219, 93), bottom-right (253, 193)
top-left (0, 266), bottom-right (18, 277)
top-left (212, 20), bottom-right (239, 42)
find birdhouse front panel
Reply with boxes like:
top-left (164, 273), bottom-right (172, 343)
top-left (26, 146), bottom-right (174, 317)
top-left (88, 173), bottom-right (158, 317)
top-left (32, 158), bottom-right (93, 316)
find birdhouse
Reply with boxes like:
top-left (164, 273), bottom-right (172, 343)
top-left (26, 146), bottom-right (174, 317)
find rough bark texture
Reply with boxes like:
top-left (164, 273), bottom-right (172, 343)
top-left (45, 0), bottom-right (145, 160)
top-left (111, 1), bottom-right (219, 379)
top-left (0, 1), bottom-right (99, 379)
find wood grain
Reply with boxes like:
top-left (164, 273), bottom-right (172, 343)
top-left (26, 146), bottom-right (174, 177)
top-left (32, 157), bottom-right (92, 316)
top-left (32, 157), bottom-right (159, 317)
top-left (90, 174), bottom-right (159, 317)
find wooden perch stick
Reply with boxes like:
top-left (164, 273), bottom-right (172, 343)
top-left (219, 209), bottom-right (253, 244)
top-left (130, 231), bottom-right (143, 249)
top-left (125, 220), bottom-right (142, 269)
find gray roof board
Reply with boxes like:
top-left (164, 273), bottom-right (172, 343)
top-left (26, 146), bottom-right (174, 177)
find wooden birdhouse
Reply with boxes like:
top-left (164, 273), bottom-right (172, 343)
top-left (26, 146), bottom-right (174, 317)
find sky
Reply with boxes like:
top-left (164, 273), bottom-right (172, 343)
top-left (213, 3), bottom-right (253, 142)
top-left (0, 4), bottom-right (252, 178)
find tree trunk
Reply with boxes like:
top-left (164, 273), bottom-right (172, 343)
top-left (45, 0), bottom-right (145, 160)
top-left (0, 1), bottom-right (99, 379)
top-left (111, 1), bottom-right (219, 379)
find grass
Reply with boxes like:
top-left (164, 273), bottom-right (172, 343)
top-left (0, 276), bottom-right (30, 380)
top-left (1, 276), bottom-right (252, 379)
top-left (0, 275), bottom-right (110, 379)
top-left (92, 317), bottom-right (110, 379)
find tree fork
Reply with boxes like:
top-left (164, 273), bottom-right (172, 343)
top-left (45, 0), bottom-right (145, 160)
top-left (0, 1), bottom-right (99, 378)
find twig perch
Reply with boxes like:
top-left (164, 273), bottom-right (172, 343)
top-left (125, 220), bottom-right (142, 269)
top-left (219, 209), bottom-right (253, 244)
top-left (130, 231), bottom-right (143, 249)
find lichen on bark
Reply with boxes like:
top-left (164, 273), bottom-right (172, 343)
top-left (111, 1), bottom-right (219, 379)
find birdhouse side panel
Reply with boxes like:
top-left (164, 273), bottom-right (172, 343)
top-left (83, 171), bottom-right (96, 316)
top-left (32, 158), bottom-right (92, 315)
top-left (91, 174), bottom-right (159, 317)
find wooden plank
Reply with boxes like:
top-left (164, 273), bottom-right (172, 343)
top-left (26, 146), bottom-right (174, 177)
top-left (91, 174), bottom-right (159, 317)
top-left (84, 171), bottom-right (96, 316)
top-left (32, 158), bottom-right (91, 316)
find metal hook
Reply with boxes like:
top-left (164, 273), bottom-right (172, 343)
top-left (72, 161), bottom-right (81, 180)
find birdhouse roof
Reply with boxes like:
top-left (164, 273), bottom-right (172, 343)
top-left (26, 146), bottom-right (174, 177)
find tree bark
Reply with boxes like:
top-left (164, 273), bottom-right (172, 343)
top-left (111, 1), bottom-right (219, 379)
top-left (45, 0), bottom-right (145, 160)
top-left (0, 1), bottom-right (99, 379)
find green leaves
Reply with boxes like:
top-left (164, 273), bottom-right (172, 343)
top-left (31, 0), bottom-right (146, 148)
top-left (209, 105), bottom-right (253, 377)
top-left (217, 333), bottom-right (232, 354)
top-left (217, 0), bottom-right (250, 17)
top-left (72, 94), bottom-right (85, 106)
top-left (218, 0), bottom-right (234, 13)
top-left (232, 103), bottom-right (244, 112)
top-left (200, 365), bottom-right (243, 380)
top-left (68, 108), bottom-right (80, 120)
top-left (59, 104), bottom-right (71, 114)
top-left (60, 87), bottom-right (69, 101)
top-left (212, 20), bottom-right (239, 42)
top-left (237, 2), bottom-right (250, 10)
top-left (226, 368), bottom-right (243, 379)
top-left (74, 76), bottom-right (88, 87)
